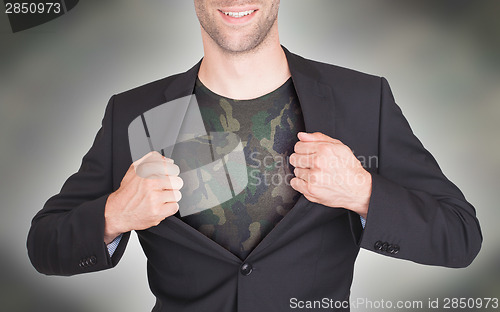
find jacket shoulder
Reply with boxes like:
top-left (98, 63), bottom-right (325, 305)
top-left (113, 73), bottom-right (183, 104)
top-left (290, 52), bottom-right (382, 87)
top-left (107, 71), bottom-right (192, 127)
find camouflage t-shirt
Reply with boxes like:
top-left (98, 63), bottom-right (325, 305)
top-left (181, 77), bottom-right (305, 260)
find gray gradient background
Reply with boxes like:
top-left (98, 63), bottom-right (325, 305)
top-left (1, 1), bottom-right (499, 311)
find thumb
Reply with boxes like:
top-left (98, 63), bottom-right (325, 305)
top-left (128, 151), bottom-right (173, 177)
top-left (298, 132), bottom-right (339, 143)
top-left (134, 151), bottom-right (173, 167)
top-left (134, 151), bottom-right (160, 166)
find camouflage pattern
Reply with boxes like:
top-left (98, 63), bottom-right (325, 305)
top-left (180, 78), bottom-right (305, 260)
top-left (172, 132), bottom-right (248, 217)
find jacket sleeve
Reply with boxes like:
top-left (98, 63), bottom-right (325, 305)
top-left (27, 96), bottom-right (130, 276)
top-left (355, 77), bottom-right (482, 268)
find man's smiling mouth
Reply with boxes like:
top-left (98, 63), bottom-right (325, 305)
top-left (220, 10), bottom-right (256, 18)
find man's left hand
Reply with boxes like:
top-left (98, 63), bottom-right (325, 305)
top-left (289, 132), bottom-right (372, 219)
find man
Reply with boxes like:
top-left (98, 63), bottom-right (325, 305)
top-left (27, 1), bottom-right (482, 311)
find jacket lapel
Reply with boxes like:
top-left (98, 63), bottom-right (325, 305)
top-left (247, 48), bottom-right (337, 258)
top-left (163, 60), bottom-right (201, 102)
top-left (156, 60), bottom-right (243, 262)
top-left (284, 47), bottom-right (336, 136)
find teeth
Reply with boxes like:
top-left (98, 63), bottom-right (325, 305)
top-left (222, 10), bottom-right (255, 18)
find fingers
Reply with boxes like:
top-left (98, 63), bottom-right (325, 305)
top-left (133, 151), bottom-right (174, 169)
top-left (294, 167), bottom-right (325, 186)
top-left (290, 176), bottom-right (307, 193)
top-left (159, 176), bottom-right (184, 191)
top-left (140, 151), bottom-right (174, 165)
top-left (289, 153), bottom-right (317, 169)
top-left (290, 177), bottom-right (318, 202)
top-left (294, 141), bottom-right (327, 154)
top-left (294, 141), bottom-right (317, 154)
top-left (157, 189), bottom-right (182, 203)
top-left (293, 167), bottom-right (311, 182)
top-left (134, 151), bottom-right (162, 166)
top-left (162, 202), bottom-right (180, 216)
top-left (294, 139), bottom-right (344, 155)
top-left (143, 175), bottom-right (183, 191)
top-left (297, 132), bottom-right (342, 144)
top-left (135, 159), bottom-right (180, 179)
top-left (124, 151), bottom-right (163, 181)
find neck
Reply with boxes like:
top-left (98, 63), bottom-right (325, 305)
top-left (198, 25), bottom-right (291, 100)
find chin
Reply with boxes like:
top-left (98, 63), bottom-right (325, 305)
top-left (220, 37), bottom-right (262, 54)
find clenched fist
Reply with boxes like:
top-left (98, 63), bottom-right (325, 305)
top-left (289, 132), bottom-right (372, 219)
top-left (104, 151), bottom-right (183, 244)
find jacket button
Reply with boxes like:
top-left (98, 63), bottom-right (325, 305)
top-left (240, 263), bottom-right (253, 276)
top-left (381, 242), bottom-right (389, 252)
top-left (89, 256), bottom-right (97, 265)
top-left (79, 259), bottom-right (87, 268)
top-left (387, 244), bottom-right (395, 254)
top-left (393, 245), bottom-right (400, 254)
top-left (374, 241), bottom-right (383, 250)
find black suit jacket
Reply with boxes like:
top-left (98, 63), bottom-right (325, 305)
top-left (27, 47), bottom-right (482, 311)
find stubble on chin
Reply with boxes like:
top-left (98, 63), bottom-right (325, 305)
top-left (195, 1), bottom-right (280, 55)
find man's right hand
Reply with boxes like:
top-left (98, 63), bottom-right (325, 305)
top-left (104, 151), bottom-right (183, 244)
